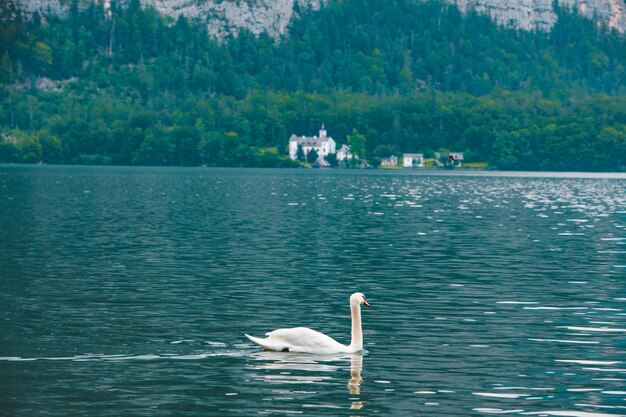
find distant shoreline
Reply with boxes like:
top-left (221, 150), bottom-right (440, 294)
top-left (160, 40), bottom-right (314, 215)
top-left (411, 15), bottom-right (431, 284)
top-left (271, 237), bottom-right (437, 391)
top-left (2, 163), bottom-right (626, 176)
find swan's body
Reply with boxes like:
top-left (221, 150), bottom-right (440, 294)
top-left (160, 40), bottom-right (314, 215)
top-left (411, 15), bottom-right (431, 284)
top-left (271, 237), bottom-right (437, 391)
top-left (245, 292), bottom-right (370, 355)
top-left (246, 327), bottom-right (351, 354)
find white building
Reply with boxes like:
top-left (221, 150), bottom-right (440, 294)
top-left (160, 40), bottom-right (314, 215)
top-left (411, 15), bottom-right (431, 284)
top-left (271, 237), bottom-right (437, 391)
top-left (403, 153), bottom-right (424, 168)
top-left (289, 124), bottom-right (336, 160)
top-left (336, 144), bottom-right (353, 161)
top-left (381, 155), bottom-right (398, 167)
top-left (435, 152), bottom-right (464, 167)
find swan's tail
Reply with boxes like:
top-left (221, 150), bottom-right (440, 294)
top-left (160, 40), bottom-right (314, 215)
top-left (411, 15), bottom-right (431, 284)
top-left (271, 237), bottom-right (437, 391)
top-left (245, 334), bottom-right (289, 352)
top-left (245, 334), bottom-right (265, 345)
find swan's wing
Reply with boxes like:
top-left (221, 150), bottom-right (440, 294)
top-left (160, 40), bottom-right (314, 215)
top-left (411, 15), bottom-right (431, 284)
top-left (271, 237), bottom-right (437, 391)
top-left (264, 327), bottom-right (346, 354)
top-left (246, 327), bottom-right (347, 353)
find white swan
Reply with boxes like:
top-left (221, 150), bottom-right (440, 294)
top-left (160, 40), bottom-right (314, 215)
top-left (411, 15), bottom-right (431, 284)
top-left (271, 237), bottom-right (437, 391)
top-left (245, 292), bottom-right (371, 354)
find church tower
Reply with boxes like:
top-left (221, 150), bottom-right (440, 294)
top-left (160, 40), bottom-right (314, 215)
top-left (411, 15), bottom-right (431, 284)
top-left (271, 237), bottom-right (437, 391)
top-left (319, 123), bottom-right (327, 138)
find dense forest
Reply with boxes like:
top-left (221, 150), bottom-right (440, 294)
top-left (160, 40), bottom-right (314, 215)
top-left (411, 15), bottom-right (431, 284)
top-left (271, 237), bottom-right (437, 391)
top-left (1, 0), bottom-right (626, 170)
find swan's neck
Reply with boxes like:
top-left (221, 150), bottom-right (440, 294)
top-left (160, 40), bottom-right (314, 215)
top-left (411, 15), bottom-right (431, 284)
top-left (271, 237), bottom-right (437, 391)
top-left (348, 301), bottom-right (363, 352)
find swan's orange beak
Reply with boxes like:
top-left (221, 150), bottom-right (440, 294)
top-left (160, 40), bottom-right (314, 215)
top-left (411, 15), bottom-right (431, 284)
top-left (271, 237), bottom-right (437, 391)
top-left (363, 299), bottom-right (371, 308)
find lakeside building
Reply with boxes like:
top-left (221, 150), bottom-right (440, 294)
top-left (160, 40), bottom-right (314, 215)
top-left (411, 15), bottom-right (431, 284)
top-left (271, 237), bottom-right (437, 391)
top-left (435, 152), bottom-right (464, 167)
top-left (403, 153), bottom-right (424, 168)
top-left (336, 144), bottom-right (353, 161)
top-left (381, 155), bottom-right (398, 167)
top-left (289, 124), bottom-right (336, 160)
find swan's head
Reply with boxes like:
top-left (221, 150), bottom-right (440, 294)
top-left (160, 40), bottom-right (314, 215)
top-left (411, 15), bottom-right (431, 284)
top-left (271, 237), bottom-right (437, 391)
top-left (351, 292), bottom-right (371, 308)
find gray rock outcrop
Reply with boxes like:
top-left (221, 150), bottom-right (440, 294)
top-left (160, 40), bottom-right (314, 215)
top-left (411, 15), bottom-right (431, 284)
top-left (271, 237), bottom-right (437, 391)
top-left (450, 0), bottom-right (626, 32)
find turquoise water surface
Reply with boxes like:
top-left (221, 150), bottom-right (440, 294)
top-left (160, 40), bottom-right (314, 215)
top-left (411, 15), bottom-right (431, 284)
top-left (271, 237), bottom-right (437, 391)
top-left (1, 166), bottom-right (625, 416)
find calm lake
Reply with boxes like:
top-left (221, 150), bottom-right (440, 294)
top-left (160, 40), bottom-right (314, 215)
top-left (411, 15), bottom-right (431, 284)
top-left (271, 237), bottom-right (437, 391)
top-left (1, 165), bottom-right (625, 417)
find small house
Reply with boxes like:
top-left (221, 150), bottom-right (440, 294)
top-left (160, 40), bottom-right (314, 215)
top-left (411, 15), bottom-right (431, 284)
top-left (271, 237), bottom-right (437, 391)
top-left (403, 153), bottom-right (424, 168)
top-left (336, 144), bottom-right (353, 161)
top-left (380, 155), bottom-right (398, 167)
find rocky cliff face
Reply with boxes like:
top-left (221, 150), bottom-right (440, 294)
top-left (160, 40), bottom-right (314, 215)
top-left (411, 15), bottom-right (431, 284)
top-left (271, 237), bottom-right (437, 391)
top-left (450, 0), bottom-right (626, 32)
top-left (15, 0), bottom-right (626, 37)
top-left (16, 0), bottom-right (321, 38)
top-left (140, 0), bottom-right (322, 38)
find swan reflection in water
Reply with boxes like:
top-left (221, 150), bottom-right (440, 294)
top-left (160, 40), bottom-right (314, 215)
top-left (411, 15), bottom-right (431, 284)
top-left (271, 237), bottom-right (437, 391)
top-left (348, 354), bottom-right (364, 411)
top-left (248, 351), bottom-right (364, 412)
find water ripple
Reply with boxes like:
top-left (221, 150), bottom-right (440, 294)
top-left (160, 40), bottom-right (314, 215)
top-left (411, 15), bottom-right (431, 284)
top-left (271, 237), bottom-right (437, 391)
top-left (1, 167), bottom-right (625, 417)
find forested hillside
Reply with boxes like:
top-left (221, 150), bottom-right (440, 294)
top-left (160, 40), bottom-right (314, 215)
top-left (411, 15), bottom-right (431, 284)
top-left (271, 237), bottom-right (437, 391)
top-left (1, 0), bottom-right (626, 170)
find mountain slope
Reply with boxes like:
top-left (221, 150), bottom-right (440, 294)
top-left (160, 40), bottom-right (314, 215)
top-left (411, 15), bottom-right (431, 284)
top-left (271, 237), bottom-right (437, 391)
top-left (1, 0), bottom-right (625, 171)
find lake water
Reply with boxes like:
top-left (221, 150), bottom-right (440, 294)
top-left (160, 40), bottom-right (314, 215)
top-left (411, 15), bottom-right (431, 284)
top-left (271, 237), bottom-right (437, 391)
top-left (1, 166), bottom-right (625, 417)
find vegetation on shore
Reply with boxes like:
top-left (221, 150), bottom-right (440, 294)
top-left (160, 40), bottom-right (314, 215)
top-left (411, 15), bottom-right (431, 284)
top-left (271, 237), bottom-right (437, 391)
top-left (1, 0), bottom-right (625, 171)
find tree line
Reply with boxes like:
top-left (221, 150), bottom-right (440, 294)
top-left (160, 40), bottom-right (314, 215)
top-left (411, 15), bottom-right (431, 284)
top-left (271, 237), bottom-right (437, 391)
top-left (0, 0), bottom-right (625, 170)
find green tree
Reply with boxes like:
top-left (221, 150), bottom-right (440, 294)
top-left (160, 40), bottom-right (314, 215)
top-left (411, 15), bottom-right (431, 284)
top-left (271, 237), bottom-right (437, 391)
top-left (17, 136), bottom-right (42, 163)
top-left (132, 133), bottom-right (175, 166)
top-left (306, 148), bottom-right (319, 164)
top-left (489, 134), bottom-right (518, 170)
top-left (296, 144), bottom-right (305, 162)
top-left (0, 139), bottom-right (17, 162)
top-left (40, 134), bottom-right (62, 163)
top-left (326, 152), bottom-right (338, 167)
top-left (346, 129), bottom-right (366, 159)
top-left (373, 144), bottom-right (400, 158)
